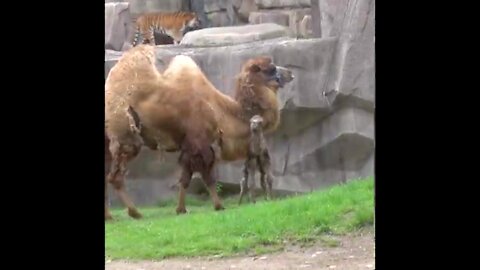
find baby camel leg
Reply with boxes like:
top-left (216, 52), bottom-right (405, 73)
top-left (259, 156), bottom-right (274, 201)
top-left (246, 158), bottom-right (258, 204)
top-left (265, 171), bottom-right (274, 200)
top-left (238, 159), bottom-right (250, 205)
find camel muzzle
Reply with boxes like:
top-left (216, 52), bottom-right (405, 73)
top-left (275, 66), bottom-right (295, 87)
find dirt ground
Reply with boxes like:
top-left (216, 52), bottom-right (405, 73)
top-left (106, 229), bottom-right (374, 270)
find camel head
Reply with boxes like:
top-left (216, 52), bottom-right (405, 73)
top-left (241, 56), bottom-right (295, 90)
top-left (250, 115), bottom-right (264, 134)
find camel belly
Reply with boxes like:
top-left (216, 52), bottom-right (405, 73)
top-left (143, 127), bottom-right (180, 152)
top-left (220, 138), bottom-right (249, 161)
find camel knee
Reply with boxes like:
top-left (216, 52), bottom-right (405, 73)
top-left (240, 176), bottom-right (247, 188)
top-left (267, 173), bottom-right (274, 186)
top-left (179, 170), bottom-right (192, 189)
top-left (179, 178), bottom-right (191, 189)
top-left (109, 176), bottom-right (125, 190)
top-left (201, 168), bottom-right (217, 188)
top-left (260, 174), bottom-right (267, 190)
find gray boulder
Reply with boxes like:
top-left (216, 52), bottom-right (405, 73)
top-left (180, 23), bottom-right (293, 47)
top-left (105, 2), bottom-right (134, 51)
top-left (254, 0), bottom-right (311, 9)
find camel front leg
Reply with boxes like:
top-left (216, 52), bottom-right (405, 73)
top-left (105, 177), bottom-right (113, 220)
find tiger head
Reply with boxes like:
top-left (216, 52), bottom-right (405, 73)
top-left (182, 12), bottom-right (202, 36)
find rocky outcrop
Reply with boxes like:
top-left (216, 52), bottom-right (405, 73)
top-left (128, 0), bottom-right (182, 16)
top-left (180, 23), bottom-right (293, 46)
top-left (105, 2), bottom-right (134, 51)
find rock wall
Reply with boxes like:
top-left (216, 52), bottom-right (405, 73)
top-left (105, 2), bottom-right (134, 51)
top-left (105, 0), bottom-right (375, 206)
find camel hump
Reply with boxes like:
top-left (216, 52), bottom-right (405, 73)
top-left (167, 55), bottom-right (200, 73)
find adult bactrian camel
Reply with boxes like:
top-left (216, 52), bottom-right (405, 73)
top-left (104, 44), bottom-right (294, 220)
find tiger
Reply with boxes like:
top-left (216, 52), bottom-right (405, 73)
top-left (132, 11), bottom-right (201, 46)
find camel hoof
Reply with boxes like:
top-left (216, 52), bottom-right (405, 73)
top-left (176, 207), bottom-right (188, 215)
top-left (128, 208), bottom-right (143, 219)
top-left (214, 204), bottom-right (225, 211)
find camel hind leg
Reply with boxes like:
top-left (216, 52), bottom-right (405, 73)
top-left (107, 140), bottom-right (142, 219)
top-left (204, 170), bottom-right (224, 211)
top-left (105, 135), bottom-right (113, 220)
top-left (176, 169), bottom-right (190, 214)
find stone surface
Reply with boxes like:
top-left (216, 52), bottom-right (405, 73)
top-left (105, 0), bottom-right (375, 205)
top-left (127, 0), bottom-right (181, 16)
top-left (127, 0), bottom-right (145, 16)
top-left (204, 0), bottom-right (242, 13)
top-left (324, 0), bottom-right (375, 106)
top-left (255, 0), bottom-right (311, 9)
top-left (145, 0), bottom-right (182, 12)
top-left (238, 0), bottom-right (258, 22)
top-left (207, 11), bottom-right (233, 27)
top-left (278, 8), bottom-right (311, 36)
top-left (310, 0), bottom-right (321, 37)
top-left (315, 0), bottom-right (350, 38)
top-left (204, 0), bottom-right (243, 26)
top-left (180, 23), bottom-right (293, 47)
top-left (299, 14), bottom-right (313, 38)
top-left (105, 2), bottom-right (134, 52)
top-left (248, 11), bottom-right (289, 26)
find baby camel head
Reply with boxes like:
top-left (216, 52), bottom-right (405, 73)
top-left (249, 115), bottom-right (264, 133)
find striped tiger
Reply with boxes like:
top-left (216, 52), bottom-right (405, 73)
top-left (132, 11), bottom-right (201, 46)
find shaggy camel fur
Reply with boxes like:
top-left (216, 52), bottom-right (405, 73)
top-left (104, 44), bottom-right (294, 220)
top-left (238, 115), bottom-right (274, 205)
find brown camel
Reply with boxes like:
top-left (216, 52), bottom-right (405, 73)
top-left (104, 44), bottom-right (294, 220)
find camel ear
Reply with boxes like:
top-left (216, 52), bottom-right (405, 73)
top-left (249, 64), bottom-right (261, 73)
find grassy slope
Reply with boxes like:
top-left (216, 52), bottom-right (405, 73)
top-left (105, 177), bottom-right (374, 260)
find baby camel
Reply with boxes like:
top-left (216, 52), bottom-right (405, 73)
top-left (239, 115), bottom-right (274, 204)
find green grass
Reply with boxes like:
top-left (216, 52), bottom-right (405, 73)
top-left (105, 177), bottom-right (374, 260)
